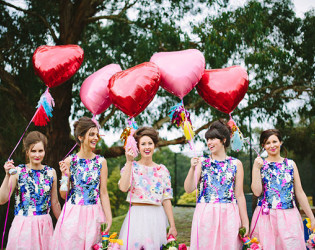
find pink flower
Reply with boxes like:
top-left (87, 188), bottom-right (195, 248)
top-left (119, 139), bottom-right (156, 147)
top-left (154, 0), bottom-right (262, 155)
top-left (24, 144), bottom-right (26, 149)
top-left (250, 243), bottom-right (261, 250)
top-left (92, 243), bottom-right (101, 250)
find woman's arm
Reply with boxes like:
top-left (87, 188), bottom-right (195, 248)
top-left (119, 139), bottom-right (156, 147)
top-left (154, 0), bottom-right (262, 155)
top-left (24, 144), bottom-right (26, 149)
top-left (0, 160), bottom-right (17, 205)
top-left (293, 161), bottom-right (315, 230)
top-left (50, 169), bottom-right (61, 219)
top-left (235, 160), bottom-right (249, 236)
top-left (184, 157), bottom-right (202, 193)
top-left (100, 159), bottom-right (112, 234)
top-left (118, 147), bottom-right (134, 192)
top-left (162, 199), bottom-right (177, 238)
top-left (59, 157), bottom-right (71, 200)
top-left (251, 157), bottom-right (264, 197)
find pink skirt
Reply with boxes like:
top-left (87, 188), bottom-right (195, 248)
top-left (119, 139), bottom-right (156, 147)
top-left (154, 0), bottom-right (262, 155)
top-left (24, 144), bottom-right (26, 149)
top-left (6, 214), bottom-right (53, 250)
top-left (250, 206), bottom-right (305, 250)
top-left (190, 203), bottom-right (242, 250)
top-left (52, 202), bottom-right (106, 250)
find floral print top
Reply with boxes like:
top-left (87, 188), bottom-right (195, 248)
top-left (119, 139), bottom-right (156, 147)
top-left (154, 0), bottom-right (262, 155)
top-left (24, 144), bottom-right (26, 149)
top-left (67, 154), bottom-right (104, 205)
top-left (258, 158), bottom-right (295, 209)
top-left (14, 164), bottom-right (54, 216)
top-left (198, 156), bottom-right (238, 204)
top-left (121, 161), bottom-right (173, 205)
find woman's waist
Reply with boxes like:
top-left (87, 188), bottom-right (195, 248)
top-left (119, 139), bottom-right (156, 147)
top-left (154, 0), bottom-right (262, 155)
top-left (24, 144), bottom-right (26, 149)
top-left (131, 202), bottom-right (162, 206)
top-left (14, 208), bottom-right (50, 216)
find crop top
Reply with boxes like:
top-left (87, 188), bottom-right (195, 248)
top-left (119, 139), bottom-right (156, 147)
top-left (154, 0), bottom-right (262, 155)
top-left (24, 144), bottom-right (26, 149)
top-left (121, 161), bottom-right (173, 205)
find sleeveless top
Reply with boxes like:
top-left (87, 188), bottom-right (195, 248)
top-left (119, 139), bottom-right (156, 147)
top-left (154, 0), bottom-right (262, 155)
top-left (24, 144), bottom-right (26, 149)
top-left (198, 156), bottom-right (238, 204)
top-left (121, 161), bottom-right (173, 205)
top-left (67, 154), bottom-right (105, 205)
top-left (258, 158), bottom-right (295, 209)
top-left (14, 164), bottom-right (54, 216)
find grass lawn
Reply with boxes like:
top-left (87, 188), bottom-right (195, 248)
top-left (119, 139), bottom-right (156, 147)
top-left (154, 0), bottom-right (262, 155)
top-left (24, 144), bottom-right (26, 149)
top-left (111, 206), bottom-right (195, 246)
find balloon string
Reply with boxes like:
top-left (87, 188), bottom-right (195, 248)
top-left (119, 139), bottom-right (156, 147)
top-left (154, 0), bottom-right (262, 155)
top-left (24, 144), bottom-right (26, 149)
top-left (59, 143), bottom-right (77, 229)
top-left (229, 113), bottom-right (264, 239)
top-left (2, 106), bottom-right (42, 249)
top-left (126, 167), bottom-right (133, 250)
top-left (1, 180), bottom-right (12, 250)
top-left (183, 100), bottom-right (199, 250)
top-left (249, 197), bottom-right (264, 239)
top-left (7, 111), bottom-right (38, 160)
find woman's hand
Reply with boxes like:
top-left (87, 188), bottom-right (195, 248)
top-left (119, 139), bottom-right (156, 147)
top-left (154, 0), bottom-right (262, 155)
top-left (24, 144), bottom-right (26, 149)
top-left (253, 157), bottom-right (264, 170)
top-left (125, 147), bottom-right (135, 163)
top-left (243, 224), bottom-right (249, 237)
top-left (190, 157), bottom-right (200, 170)
top-left (59, 160), bottom-right (70, 176)
top-left (105, 220), bottom-right (112, 235)
top-left (4, 160), bottom-right (15, 175)
top-left (167, 226), bottom-right (178, 238)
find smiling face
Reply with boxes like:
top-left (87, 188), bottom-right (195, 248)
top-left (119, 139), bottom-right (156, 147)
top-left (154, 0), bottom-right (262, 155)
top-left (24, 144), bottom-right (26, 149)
top-left (27, 141), bottom-right (45, 166)
top-left (79, 127), bottom-right (99, 150)
top-left (138, 135), bottom-right (155, 159)
top-left (207, 137), bottom-right (226, 154)
top-left (262, 134), bottom-right (282, 157)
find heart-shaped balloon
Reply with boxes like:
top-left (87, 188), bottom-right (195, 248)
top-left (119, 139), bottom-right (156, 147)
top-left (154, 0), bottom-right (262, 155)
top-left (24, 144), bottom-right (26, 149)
top-left (80, 64), bottom-right (122, 115)
top-left (150, 49), bottom-right (205, 99)
top-left (196, 66), bottom-right (249, 114)
top-left (33, 45), bottom-right (84, 88)
top-left (108, 62), bottom-right (160, 117)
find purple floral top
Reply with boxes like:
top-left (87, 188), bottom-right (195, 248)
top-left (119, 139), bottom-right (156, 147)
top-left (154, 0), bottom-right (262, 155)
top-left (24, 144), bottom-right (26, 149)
top-left (67, 154), bottom-right (104, 205)
top-left (14, 164), bottom-right (54, 216)
top-left (258, 159), bottom-right (295, 209)
top-left (198, 156), bottom-right (238, 204)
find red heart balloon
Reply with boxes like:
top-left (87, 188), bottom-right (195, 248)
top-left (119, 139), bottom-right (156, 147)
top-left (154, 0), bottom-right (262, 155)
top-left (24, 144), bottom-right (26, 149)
top-left (33, 45), bottom-right (84, 88)
top-left (196, 66), bottom-right (249, 114)
top-left (108, 62), bottom-right (160, 117)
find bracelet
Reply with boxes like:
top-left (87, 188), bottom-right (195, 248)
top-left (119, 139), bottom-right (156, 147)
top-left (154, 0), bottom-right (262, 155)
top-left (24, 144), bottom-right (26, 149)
top-left (60, 176), bottom-right (69, 191)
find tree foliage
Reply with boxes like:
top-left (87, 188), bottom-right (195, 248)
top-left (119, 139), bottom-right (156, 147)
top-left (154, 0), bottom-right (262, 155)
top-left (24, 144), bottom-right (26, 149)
top-left (0, 0), bottom-right (314, 172)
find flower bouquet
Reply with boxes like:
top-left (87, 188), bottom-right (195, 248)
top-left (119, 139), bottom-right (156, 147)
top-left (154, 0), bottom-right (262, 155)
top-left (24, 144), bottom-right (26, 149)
top-left (93, 223), bottom-right (123, 250)
top-left (160, 235), bottom-right (187, 250)
top-left (239, 227), bottom-right (262, 250)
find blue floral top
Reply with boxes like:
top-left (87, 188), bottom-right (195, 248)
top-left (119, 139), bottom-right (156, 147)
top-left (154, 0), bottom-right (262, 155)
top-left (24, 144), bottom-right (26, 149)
top-left (67, 154), bottom-right (104, 205)
top-left (198, 156), bottom-right (238, 203)
top-left (258, 158), bottom-right (295, 209)
top-left (14, 164), bottom-right (54, 216)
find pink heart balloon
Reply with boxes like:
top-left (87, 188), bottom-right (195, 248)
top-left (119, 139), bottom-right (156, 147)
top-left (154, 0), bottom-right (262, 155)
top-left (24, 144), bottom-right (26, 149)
top-left (196, 65), bottom-right (249, 114)
top-left (80, 64), bottom-right (122, 115)
top-left (108, 62), bottom-right (160, 117)
top-left (150, 49), bottom-right (205, 99)
top-left (33, 45), bottom-right (84, 88)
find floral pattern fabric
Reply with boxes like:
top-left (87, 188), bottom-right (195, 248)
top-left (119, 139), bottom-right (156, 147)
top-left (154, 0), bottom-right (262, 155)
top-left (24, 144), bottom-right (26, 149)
top-left (67, 154), bottom-right (104, 205)
top-left (198, 156), bottom-right (237, 204)
top-left (122, 161), bottom-right (173, 205)
top-left (258, 158), bottom-right (295, 209)
top-left (14, 164), bottom-right (54, 216)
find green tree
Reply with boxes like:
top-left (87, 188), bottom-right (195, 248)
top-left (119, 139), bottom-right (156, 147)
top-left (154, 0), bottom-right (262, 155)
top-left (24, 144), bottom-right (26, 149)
top-left (178, 190), bottom-right (197, 205)
top-left (107, 166), bottom-right (128, 217)
top-left (1, 0), bottom-right (314, 172)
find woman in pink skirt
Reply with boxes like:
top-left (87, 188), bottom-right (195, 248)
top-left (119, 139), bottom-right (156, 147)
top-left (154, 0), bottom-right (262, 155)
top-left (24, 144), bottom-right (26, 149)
top-left (184, 120), bottom-right (249, 249)
top-left (0, 131), bottom-right (61, 250)
top-left (53, 117), bottom-right (112, 249)
top-left (251, 129), bottom-right (315, 249)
